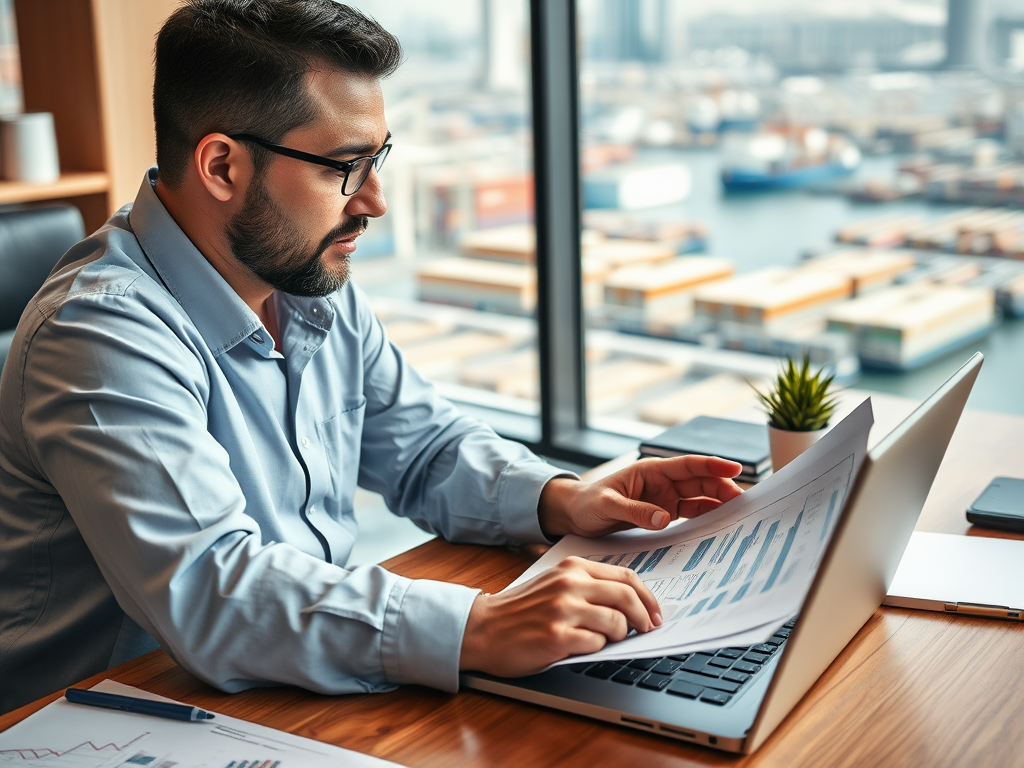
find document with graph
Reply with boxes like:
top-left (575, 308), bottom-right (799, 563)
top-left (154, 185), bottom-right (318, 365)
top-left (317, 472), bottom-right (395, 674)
top-left (0, 680), bottom-right (399, 768)
top-left (511, 399), bottom-right (873, 665)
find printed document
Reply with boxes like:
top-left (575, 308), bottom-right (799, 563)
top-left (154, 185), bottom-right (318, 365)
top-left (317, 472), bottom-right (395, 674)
top-left (511, 399), bottom-right (874, 665)
top-left (0, 679), bottom-right (398, 768)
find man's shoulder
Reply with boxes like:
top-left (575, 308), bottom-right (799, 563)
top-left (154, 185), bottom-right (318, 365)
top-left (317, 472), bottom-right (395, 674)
top-left (35, 206), bottom-right (172, 318)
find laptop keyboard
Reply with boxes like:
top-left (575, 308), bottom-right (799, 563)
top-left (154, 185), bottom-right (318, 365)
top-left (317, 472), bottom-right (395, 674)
top-left (565, 619), bottom-right (794, 707)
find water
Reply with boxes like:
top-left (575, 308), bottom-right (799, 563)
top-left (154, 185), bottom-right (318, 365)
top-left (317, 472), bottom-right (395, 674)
top-left (636, 147), bottom-right (1024, 416)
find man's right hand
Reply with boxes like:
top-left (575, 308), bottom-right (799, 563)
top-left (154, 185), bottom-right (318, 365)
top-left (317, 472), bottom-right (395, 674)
top-left (458, 556), bottom-right (662, 677)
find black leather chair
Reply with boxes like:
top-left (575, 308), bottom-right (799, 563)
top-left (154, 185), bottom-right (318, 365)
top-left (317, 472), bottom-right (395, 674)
top-left (0, 204), bottom-right (86, 374)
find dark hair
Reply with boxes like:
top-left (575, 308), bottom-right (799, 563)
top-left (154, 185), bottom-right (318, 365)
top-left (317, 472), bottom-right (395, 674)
top-left (153, 0), bottom-right (402, 189)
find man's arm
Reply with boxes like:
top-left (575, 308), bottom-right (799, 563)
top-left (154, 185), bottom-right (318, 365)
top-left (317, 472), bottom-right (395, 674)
top-left (459, 456), bottom-right (744, 677)
top-left (349, 284), bottom-right (569, 548)
top-left (19, 282), bottom-right (476, 694)
top-left (343, 286), bottom-right (744, 679)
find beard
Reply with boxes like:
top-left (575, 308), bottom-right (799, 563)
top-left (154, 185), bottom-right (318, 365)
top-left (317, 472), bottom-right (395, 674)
top-left (226, 174), bottom-right (368, 297)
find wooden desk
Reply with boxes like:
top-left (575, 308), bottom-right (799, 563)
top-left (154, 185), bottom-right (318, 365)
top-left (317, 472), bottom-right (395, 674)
top-left (3, 404), bottom-right (1024, 767)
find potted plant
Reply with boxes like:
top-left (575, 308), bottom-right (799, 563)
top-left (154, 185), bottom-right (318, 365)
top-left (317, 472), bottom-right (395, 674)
top-left (755, 355), bottom-right (839, 471)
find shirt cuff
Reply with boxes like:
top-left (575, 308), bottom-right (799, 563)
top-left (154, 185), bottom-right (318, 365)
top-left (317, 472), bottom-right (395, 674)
top-left (497, 460), bottom-right (578, 546)
top-left (380, 576), bottom-right (480, 693)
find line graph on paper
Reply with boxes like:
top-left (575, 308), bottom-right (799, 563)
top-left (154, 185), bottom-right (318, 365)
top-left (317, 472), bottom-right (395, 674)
top-left (0, 732), bottom-right (150, 767)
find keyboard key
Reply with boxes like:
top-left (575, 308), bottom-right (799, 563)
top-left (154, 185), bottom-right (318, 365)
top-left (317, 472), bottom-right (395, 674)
top-left (585, 662), bottom-right (622, 680)
top-left (669, 653), bottom-right (691, 662)
top-left (784, 619), bottom-right (796, 629)
top-left (722, 670), bottom-right (751, 684)
top-left (627, 657), bottom-right (659, 671)
top-left (667, 681), bottom-right (704, 699)
top-left (733, 661), bottom-right (760, 674)
top-left (638, 673), bottom-right (673, 691)
top-left (681, 654), bottom-right (715, 673)
top-left (706, 656), bottom-right (734, 669)
top-left (671, 670), bottom-right (738, 692)
top-left (652, 658), bottom-right (682, 675)
top-left (776, 628), bottom-right (791, 638)
top-left (744, 652), bottom-right (770, 665)
top-left (751, 644), bottom-right (777, 655)
top-left (765, 636), bottom-right (785, 647)
top-left (612, 667), bottom-right (644, 685)
top-left (695, 665), bottom-right (723, 678)
top-left (717, 648), bottom-right (743, 659)
top-left (700, 690), bottom-right (733, 706)
top-left (567, 662), bottom-right (592, 673)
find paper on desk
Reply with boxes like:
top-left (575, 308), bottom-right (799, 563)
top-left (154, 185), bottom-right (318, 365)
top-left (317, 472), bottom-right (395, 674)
top-left (0, 679), bottom-right (400, 768)
top-left (511, 399), bottom-right (873, 665)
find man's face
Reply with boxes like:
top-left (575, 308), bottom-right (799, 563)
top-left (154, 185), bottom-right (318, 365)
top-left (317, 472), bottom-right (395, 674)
top-left (227, 69), bottom-right (388, 297)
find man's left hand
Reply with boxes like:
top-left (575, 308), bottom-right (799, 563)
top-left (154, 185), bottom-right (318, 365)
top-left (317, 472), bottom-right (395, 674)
top-left (538, 455), bottom-right (744, 539)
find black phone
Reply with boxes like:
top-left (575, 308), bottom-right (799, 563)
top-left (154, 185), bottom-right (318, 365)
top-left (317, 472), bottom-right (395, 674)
top-left (966, 477), bottom-right (1024, 533)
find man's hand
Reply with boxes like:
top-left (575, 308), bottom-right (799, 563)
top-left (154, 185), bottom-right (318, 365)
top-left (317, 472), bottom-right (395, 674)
top-left (459, 556), bottom-right (661, 676)
top-left (538, 455), bottom-right (744, 539)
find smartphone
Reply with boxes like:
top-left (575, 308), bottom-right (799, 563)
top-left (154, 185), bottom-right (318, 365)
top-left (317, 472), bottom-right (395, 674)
top-left (966, 477), bottom-right (1024, 533)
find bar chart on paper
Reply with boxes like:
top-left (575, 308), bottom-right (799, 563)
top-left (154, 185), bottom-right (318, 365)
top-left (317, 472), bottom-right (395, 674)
top-left (589, 454), bottom-right (855, 629)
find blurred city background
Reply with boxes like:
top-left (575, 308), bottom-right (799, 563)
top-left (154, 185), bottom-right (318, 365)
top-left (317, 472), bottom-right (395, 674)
top-left (4, 0), bottom-right (1023, 561)
top-left (340, 0), bottom-right (1024, 443)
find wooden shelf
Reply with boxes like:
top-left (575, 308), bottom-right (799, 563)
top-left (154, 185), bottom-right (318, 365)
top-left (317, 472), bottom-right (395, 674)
top-left (0, 171), bottom-right (109, 205)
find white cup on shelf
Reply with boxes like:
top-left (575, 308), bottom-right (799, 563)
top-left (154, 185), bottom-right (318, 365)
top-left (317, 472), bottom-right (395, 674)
top-left (0, 112), bottom-right (60, 183)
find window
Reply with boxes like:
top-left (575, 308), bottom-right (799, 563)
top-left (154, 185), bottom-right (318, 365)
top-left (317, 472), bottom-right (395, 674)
top-left (347, 0), bottom-right (543, 444)
top-left (349, 0), bottom-right (1024, 467)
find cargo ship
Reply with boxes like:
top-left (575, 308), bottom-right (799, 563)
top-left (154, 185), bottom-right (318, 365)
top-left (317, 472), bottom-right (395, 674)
top-left (720, 128), bottom-right (861, 192)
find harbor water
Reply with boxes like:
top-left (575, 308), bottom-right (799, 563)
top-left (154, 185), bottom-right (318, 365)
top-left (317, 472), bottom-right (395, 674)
top-left (639, 146), bottom-right (1024, 416)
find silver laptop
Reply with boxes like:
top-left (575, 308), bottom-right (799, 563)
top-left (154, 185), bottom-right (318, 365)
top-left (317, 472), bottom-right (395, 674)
top-left (461, 353), bottom-right (983, 754)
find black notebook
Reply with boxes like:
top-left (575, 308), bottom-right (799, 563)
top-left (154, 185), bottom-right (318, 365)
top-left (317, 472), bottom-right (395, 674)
top-left (639, 416), bottom-right (771, 479)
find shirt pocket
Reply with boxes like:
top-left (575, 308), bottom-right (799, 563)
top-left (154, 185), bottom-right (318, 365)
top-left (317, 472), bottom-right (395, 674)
top-left (317, 396), bottom-right (367, 511)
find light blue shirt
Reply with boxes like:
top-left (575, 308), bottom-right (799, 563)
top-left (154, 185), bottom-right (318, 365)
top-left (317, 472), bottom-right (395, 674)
top-left (0, 168), bottom-right (564, 714)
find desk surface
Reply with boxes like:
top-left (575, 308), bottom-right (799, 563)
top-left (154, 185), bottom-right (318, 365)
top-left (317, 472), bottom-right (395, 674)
top-left (3, 397), bottom-right (1023, 767)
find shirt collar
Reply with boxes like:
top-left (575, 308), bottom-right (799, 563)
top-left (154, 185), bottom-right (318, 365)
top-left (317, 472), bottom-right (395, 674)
top-left (127, 167), bottom-right (334, 357)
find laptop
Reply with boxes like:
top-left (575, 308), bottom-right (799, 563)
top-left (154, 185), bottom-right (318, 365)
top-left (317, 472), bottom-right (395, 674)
top-left (461, 353), bottom-right (983, 754)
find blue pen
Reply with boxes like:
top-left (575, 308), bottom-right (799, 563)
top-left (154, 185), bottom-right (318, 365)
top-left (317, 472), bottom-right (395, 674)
top-left (65, 688), bottom-right (215, 722)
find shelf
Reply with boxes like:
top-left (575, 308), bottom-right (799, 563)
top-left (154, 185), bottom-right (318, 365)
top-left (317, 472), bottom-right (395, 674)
top-left (0, 171), bottom-right (110, 205)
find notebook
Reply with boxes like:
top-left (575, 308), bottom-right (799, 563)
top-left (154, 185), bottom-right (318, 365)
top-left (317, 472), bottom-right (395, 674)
top-left (640, 416), bottom-right (771, 481)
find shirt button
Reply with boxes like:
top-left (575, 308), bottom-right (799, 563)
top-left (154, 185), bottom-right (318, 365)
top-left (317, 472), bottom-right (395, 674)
top-left (311, 307), bottom-right (320, 317)
top-left (251, 333), bottom-right (264, 344)
top-left (301, 436), bottom-right (310, 448)
top-left (309, 505), bottom-right (316, 515)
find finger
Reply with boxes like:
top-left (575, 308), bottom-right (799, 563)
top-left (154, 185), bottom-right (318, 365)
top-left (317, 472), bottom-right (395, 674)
top-left (669, 475), bottom-right (744, 503)
top-left (561, 627), bottom-right (610, 658)
top-left (575, 560), bottom-right (662, 628)
top-left (601, 496), bottom-right (672, 531)
top-left (575, 604), bottom-right (630, 642)
top-left (579, 579), bottom-right (657, 635)
top-left (652, 454), bottom-right (743, 481)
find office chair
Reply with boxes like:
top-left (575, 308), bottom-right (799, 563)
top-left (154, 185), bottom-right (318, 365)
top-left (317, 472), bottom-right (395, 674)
top-left (0, 204), bottom-right (85, 374)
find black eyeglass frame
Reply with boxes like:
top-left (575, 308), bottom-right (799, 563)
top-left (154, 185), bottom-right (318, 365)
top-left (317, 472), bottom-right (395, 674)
top-left (229, 133), bottom-right (392, 196)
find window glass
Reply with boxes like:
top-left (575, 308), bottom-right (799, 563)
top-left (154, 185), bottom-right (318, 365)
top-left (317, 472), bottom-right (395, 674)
top-left (578, 0), bottom-right (1024, 441)
top-left (346, 1), bottom-right (540, 432)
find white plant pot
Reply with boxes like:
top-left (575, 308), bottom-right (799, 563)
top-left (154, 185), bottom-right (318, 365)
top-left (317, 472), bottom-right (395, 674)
top-left (768, 425), bottom-right (828, 472)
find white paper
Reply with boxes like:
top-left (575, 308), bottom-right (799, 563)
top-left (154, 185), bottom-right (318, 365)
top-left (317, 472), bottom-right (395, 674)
top-left (0, 680), bottom-right (399, 768)
top-left (511, 399), bottom-right (873, 665)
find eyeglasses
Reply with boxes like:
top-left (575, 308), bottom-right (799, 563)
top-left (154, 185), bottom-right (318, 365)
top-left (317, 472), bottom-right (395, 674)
top-left (230, 133), bottom-right (391, 196)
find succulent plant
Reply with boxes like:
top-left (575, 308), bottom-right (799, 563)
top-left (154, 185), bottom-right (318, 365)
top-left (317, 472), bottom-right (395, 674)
top-left (755, 355), bottom-right (838, 432)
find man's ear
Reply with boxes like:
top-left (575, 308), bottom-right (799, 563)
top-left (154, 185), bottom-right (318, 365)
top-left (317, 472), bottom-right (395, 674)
top-left (194, 133), bottom-right (248, 202)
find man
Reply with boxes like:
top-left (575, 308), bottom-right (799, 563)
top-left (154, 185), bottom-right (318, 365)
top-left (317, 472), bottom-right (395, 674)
top-left (0, 0), bottom-right (743, 714)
